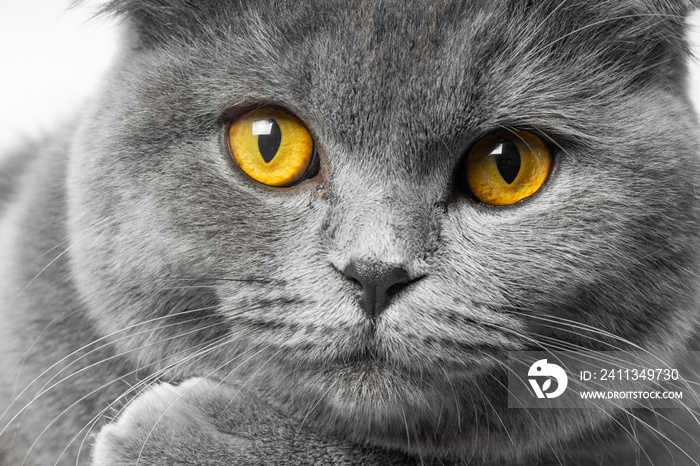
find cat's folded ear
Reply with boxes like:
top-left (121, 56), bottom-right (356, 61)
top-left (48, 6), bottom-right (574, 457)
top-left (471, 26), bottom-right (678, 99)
top-left (80, 0), bottom-right (234, 47)
top-left (584, 0), bottom-right (700, 89)
top-left (636, 0), bottom-right (700, 49)
top-left (82, 0), bottom-right (700, 89)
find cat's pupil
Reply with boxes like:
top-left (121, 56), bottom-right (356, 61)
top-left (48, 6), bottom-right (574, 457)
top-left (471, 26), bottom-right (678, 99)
top-left (493, 140), bottom-right (521, 184)
top-left (257, 119), bottom-right (282, 163)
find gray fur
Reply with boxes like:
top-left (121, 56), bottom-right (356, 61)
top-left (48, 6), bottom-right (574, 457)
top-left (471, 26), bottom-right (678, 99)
top-left (2, 0), bottom-right (700, 464)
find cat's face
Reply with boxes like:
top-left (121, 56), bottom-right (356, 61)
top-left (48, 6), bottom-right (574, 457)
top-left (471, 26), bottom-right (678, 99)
top-left (67, 0), bottom-right (700, 461)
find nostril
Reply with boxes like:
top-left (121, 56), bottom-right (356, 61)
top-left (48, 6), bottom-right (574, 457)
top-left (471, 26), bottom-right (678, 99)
top-left (345, 274), bottom-right (362, 288)
top-left (386, 281), bottom-right (407, 299)
top-left (342, 260), bottom-right (416, 319)
top-left (342, 262), bottom-right (364, 288)
top-left (343, 271), bottom-right (362, 290)
top-left (383, 267), bottom-right (410, 293)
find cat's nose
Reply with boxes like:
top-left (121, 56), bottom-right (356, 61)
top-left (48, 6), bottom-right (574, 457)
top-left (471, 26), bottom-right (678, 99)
top-left (342, 261), bottom-right (413, 319)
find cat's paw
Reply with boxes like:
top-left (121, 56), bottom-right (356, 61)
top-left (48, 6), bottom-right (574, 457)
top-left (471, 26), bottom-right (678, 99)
top-left (92, 378), bottom-right (259, 465)
top-left (91, 378), bottom-right (414, 465)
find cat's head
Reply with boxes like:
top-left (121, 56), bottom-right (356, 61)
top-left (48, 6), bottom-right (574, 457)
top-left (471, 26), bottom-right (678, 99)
top-left (68, 0), bottom-right (700, 461)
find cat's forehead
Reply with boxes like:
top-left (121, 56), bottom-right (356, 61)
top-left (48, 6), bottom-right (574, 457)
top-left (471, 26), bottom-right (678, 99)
top-left (176, 0), bottom-right (680, 145)
top-left (112, 0), bottom-right (690, 165)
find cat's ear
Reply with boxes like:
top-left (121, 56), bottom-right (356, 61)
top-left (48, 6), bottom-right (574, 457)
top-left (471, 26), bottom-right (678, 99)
top-left (616, 0), bottom-right (700, 88)
top-left (82, 0), bottom-right (232, 47)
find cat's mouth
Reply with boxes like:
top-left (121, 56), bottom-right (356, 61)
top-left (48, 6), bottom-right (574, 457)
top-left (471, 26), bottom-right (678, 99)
top-left (311, 324), bottom-right (504, 378)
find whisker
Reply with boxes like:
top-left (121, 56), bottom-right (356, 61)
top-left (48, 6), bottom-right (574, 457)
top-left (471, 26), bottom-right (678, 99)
top-left (481, 355), bottom-right (564, 466)
top-left (134, 344), bottom-right (274, 465)
top-left (5, 219), bottom-right (115, 395)
top-left (0, 217), bottom-right (112, 288)
top-left (217, 347), bottom-right (285, 416)
top-left (17, 331), bottom-right (233, 465)
top-left (9, 219), bottom-right (114, 305)
top-left (1, 305), bottom-right (220, 429)
top-left (63, 336), bottom-right (233, 466)
top-left (293, 394), bottom-right (325, 440)
top-left (44, 335), bottom-right (232, 466)
top-left (34, 315), bottom-right (227, 405)
top-left (486, 315), bottom-right (700, 456)
top-left (472, 380), bottom-right (514, 447)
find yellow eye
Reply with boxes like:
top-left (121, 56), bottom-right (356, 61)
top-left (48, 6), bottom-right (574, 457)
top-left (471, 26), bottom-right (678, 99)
top-left (465, 130), bottom-right (552, 206)
top-left (228, 108), bottom-right (316, 187)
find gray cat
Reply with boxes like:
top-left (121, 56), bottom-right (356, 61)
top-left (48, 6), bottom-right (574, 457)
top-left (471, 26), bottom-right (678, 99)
top-left (2, 0), bottom-right (700, 464)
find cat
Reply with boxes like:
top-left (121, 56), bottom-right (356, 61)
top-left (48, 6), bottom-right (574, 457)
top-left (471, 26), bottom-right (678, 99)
top-left (2, 0), bottom-right (700, 464)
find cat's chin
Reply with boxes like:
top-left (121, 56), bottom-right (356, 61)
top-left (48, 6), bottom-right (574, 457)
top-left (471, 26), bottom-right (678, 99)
top-left (262, 348), bottom-right (492, 420)
top-left (242, 351), bottom-right (608, 462)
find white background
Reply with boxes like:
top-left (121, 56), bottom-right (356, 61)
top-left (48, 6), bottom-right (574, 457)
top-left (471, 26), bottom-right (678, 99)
top-left (1, 2), bottom-right (700, 152)
top-left (0, 2), bottom-right (119, 151)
